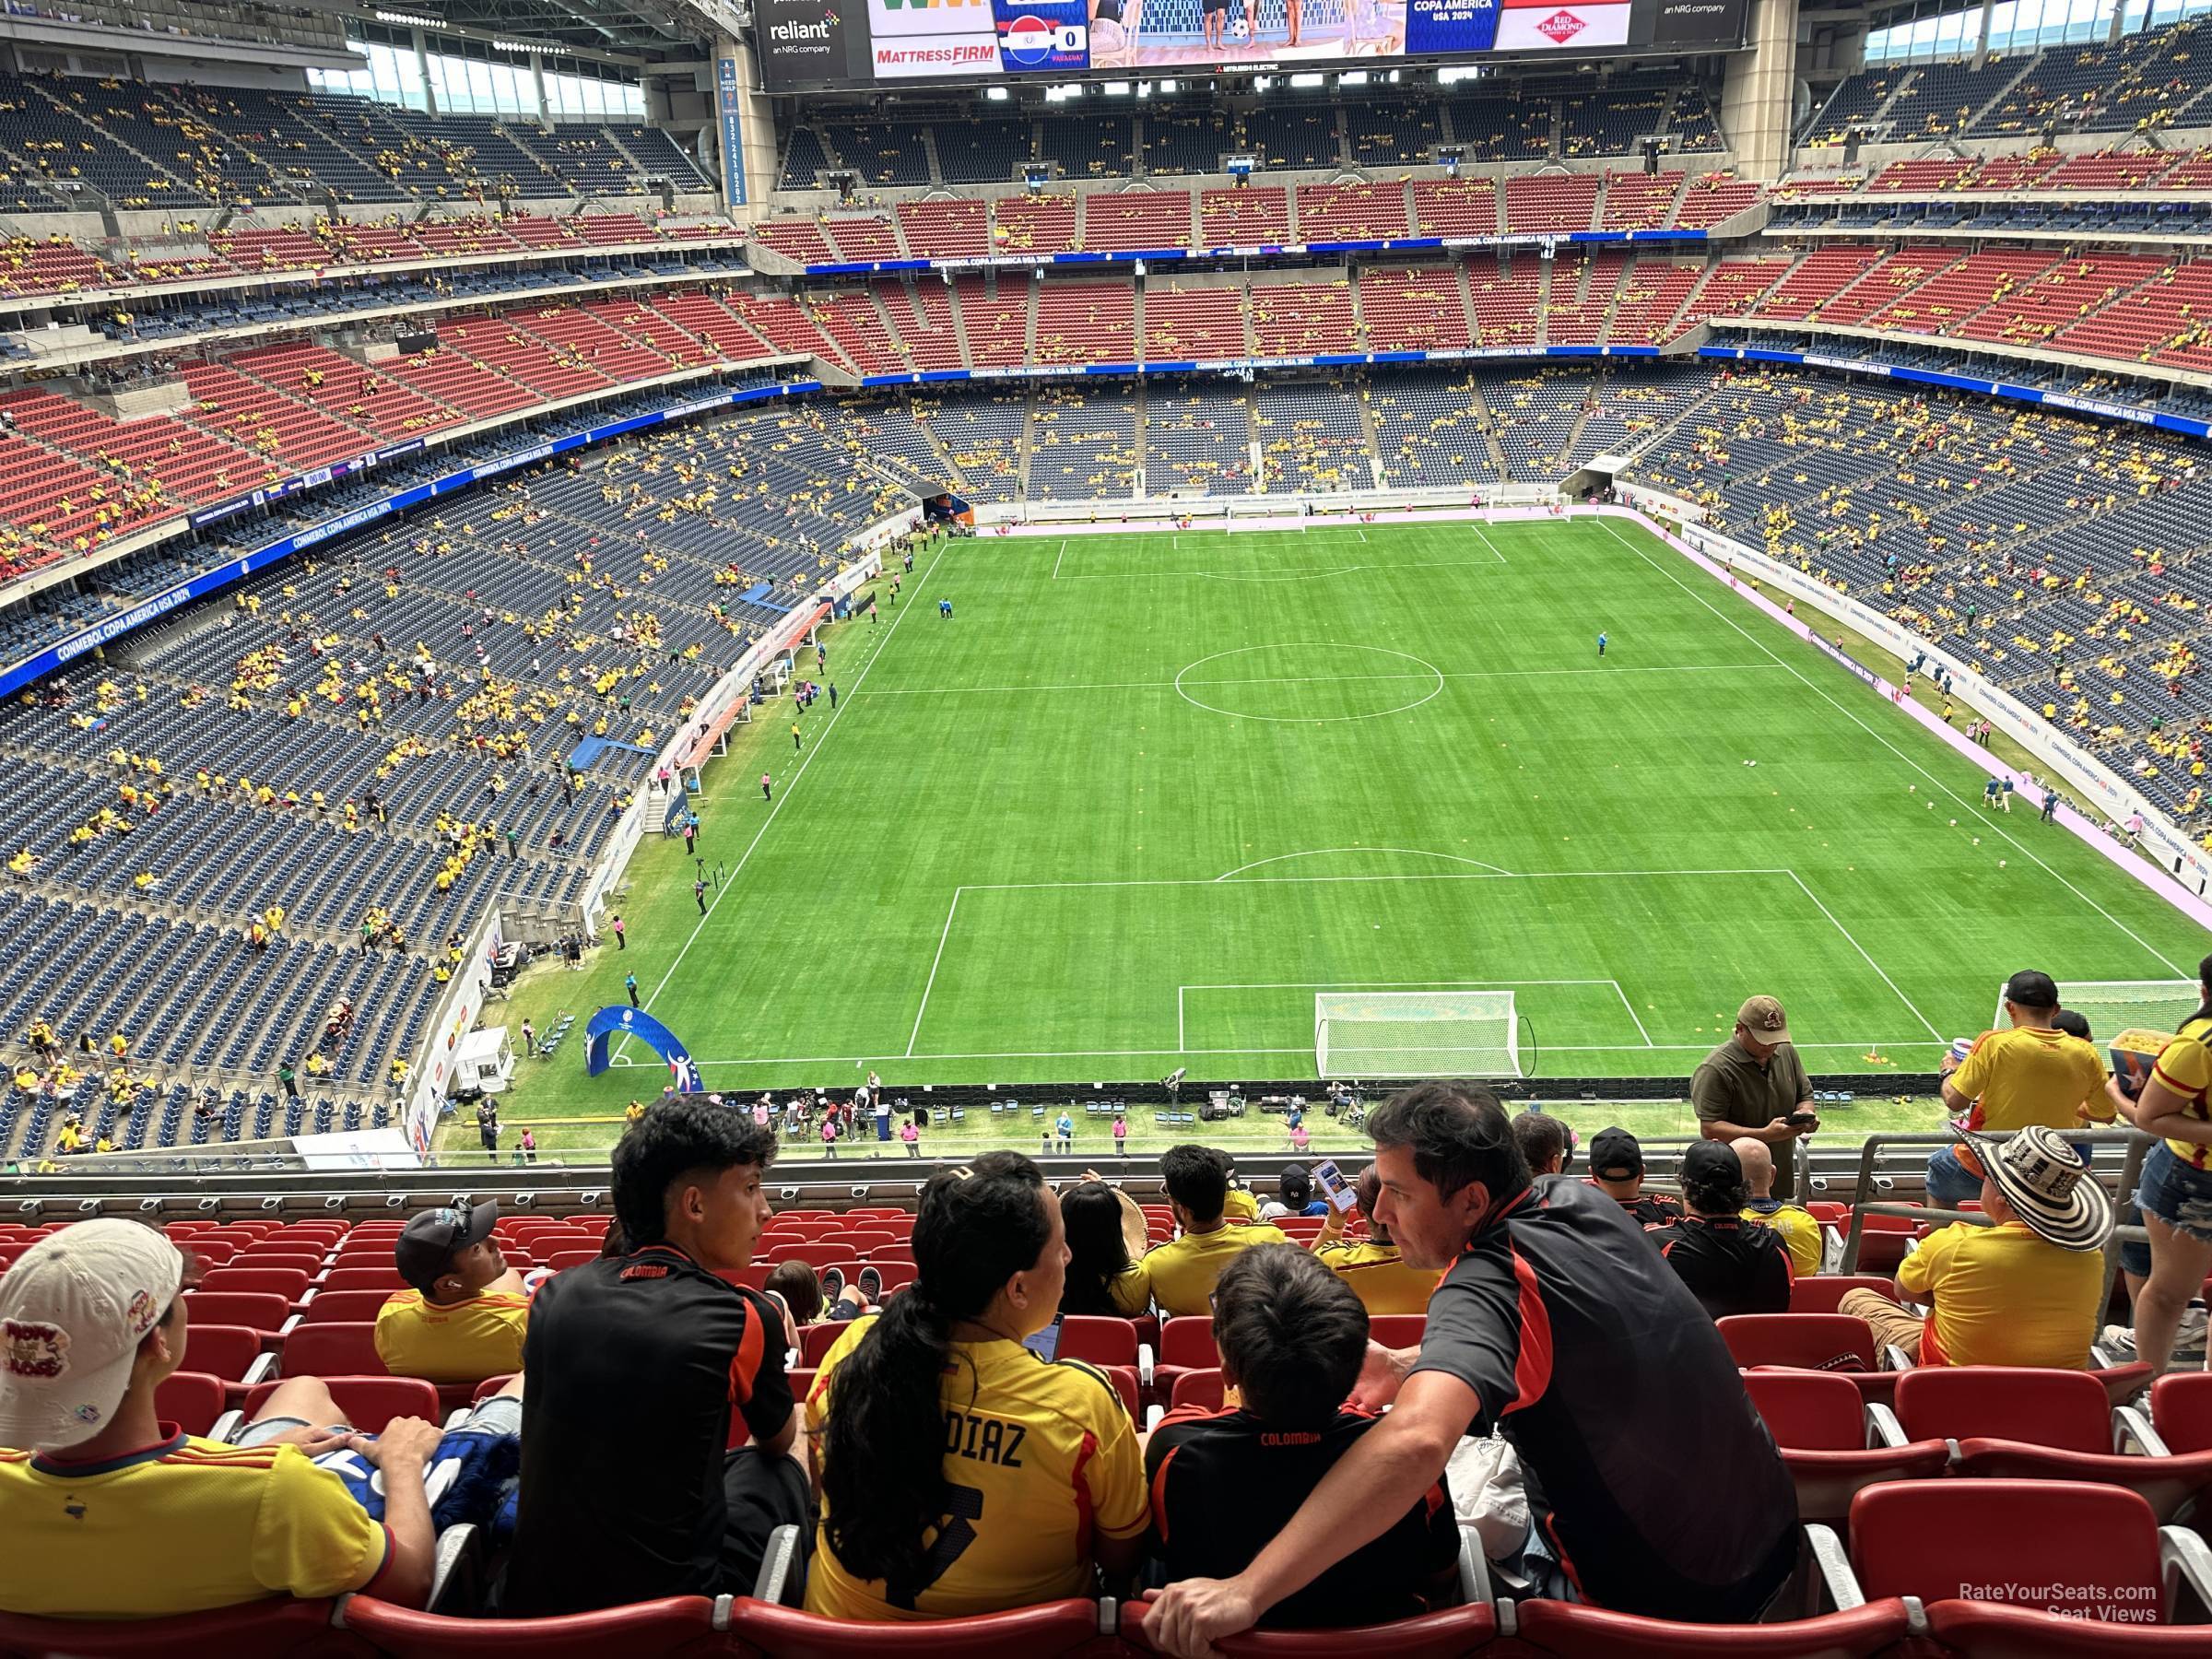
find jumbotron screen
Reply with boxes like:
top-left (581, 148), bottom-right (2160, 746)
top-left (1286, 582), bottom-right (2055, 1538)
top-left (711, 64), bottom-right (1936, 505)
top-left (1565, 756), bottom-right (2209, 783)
top-left (755, 0), bottom-right (1745, 92)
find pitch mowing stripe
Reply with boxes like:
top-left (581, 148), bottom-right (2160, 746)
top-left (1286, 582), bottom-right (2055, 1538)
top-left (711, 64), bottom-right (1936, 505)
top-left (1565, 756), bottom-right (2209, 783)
top-left (1594, 519), bottom-right (2194, 980)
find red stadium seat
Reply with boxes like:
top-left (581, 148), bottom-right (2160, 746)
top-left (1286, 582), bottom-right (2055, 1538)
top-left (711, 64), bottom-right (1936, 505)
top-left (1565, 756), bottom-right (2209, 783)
top-left (2149, 1372), bottom-right (2212, 1455)
top-left (1100, 1364), bottom-right (1140, 1422)
top-left (1900, 1368), bottom-right (2212, 1524)
top-left (1788, 1276), bottom-right (1894, 1315)
top-left (297, 1289), bottom-right (400, 1325)
top-left (1152, 1315), bottom-right (1218, 1404)
top-left (1509, 1599), bottom-right (1912, 1657)
top-left (0, 1598), bottom-right (346, 1657)
top-left (228, 1256), bottom-right (323, 1283)
top-left (182, 1290), bottom-right (292, 1334)
top-left (1171, 1369), bottom-right (1228, 1413)
top-left (321, 1266), bottom-right (409, 1293)
top-left (153, 1371), bottom-right (228, 1437)
top-left (1847, 1211), bottom-right (1923, 1275)
top-left (242, 1376), bottom-right (438, 1435)
top-left (175, 1236), bottom-right (239, 1266)
top-left (868, 1247), bottom-right (917, 1265)
top-left (1117, 1596), bottom-right (1499, 1657)
top-left (1058, 1316), bottom-right (1139, 1368)
top-left (1369, 1314), bottom-right (1427, 1349)
top-left (337, 1594), bottom-right (728, 1656)
top-left (1894, 1366), bottom-right (2112, 1453)
top-left (180, 1323), bottom-right (276, 1386)
top-left (789, 1368), bottom-right (817, 1403)
top-left (1846, 1479), bottom-right (2212, 1639)
top-left (733, 1594), bottom-right (1108, 1659)
top-left (762, 1242), bottom-right (850, 1270)
top-left (800, 1322), bottom-right (850, 1367)
top-left (545, 1251), bottom-right (598, 1272)
top-left (279, 1322), bottom-right (389, 1378)
top-left (1740, 1369), bottom-right (1948, 1524)
top-left (200, 1266), bottom-right (312, 1302)
top-left (1719, 1314), bottom-right (1878, 1371)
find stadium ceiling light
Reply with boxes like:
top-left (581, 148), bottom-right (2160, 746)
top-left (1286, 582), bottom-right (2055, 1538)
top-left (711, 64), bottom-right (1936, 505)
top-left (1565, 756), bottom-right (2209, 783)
top-left (490, 37), bottom-right (541, 53)
top-left (373, 8), bottom-right (441, 27)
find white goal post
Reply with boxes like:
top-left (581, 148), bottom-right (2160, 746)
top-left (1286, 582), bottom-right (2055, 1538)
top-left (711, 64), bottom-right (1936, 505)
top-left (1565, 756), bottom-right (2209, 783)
top-left (1315, 991), bottom-right (1521, 1078)
top-left (1988, 979), bottom-right (2203, 1042)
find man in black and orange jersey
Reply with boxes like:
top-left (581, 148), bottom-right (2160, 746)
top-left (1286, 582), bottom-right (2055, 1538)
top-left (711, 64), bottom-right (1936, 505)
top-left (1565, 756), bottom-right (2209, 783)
top-left (1585, 1126), bottom-right (1683, 1230)
top-left (0, 1220), bottom-right (443, 1617)
top-left (1649, 1142), bottom-right (1793, 1320)
top-left (1147, 1244), bottom-right (1456, 1627)
top-left (500, 1100), bottom-right (808, 1617)
top-left (373, 1201), bottom-right (531, 1384)
top-left (1143, 1082), bottom-right (1795, 1654)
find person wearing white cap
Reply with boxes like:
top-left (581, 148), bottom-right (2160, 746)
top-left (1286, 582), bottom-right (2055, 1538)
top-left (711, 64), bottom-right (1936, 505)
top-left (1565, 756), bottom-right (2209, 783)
top-left (1837, 1124), bottom-right (2113, 1371)
top-left (0, 1220), bottom-right (443, 1618)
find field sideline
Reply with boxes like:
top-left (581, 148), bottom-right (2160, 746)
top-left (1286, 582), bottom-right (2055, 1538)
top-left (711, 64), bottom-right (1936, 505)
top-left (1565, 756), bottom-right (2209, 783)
top-left (465, 517), bottom-right (2209, 1153)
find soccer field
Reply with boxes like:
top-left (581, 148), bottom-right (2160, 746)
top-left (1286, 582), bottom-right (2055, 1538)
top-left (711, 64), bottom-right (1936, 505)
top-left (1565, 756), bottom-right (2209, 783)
top-left (488, 514), bottom-right (2210, 1134)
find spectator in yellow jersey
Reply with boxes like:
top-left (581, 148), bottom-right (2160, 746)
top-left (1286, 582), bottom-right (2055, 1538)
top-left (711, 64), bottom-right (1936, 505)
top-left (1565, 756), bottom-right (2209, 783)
top-left (1733, 1137), bottom-right (1824, 1278)
top-left (1840, 1125), bottom-right (2110, 1369)
top-left (1311, 1165), bottom-right (1438, 1315)
top-left (807, 1153), bottom-right (1147, 1620)
top-left (1928, 970), bottom-right (2106, 1206)
top-left (2105, 954), bottom-right (2212, 1377)
top-left (1144, 1146), bottom-right (1292, 1317)
top-left (373, 1201), bottom-right (531, 1383)
top-left (1220, 1167), bottom-right (1261, 1222)
top-left (0, 1220), bottom-right (443, 1617)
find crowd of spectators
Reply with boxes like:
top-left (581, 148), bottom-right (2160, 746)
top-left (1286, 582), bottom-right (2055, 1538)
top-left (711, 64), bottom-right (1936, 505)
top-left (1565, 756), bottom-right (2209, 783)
top-left (3, 960), bottom-right (2208, 1638)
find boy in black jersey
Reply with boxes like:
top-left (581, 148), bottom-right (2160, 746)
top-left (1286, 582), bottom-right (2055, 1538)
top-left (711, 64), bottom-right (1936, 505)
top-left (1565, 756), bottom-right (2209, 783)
top-left (1145, 1245), bottom-right (1457, 1628)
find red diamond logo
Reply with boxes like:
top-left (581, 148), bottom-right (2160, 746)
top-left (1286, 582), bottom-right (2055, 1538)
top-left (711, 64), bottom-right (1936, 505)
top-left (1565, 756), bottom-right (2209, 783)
top-left (1535, 8), bottom-right (1585, 40)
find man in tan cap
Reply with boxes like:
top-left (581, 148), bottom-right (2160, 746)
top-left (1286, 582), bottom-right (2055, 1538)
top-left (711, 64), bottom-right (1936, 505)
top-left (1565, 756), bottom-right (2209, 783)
top-left (1691, 994), bottom-right (1819, 1147)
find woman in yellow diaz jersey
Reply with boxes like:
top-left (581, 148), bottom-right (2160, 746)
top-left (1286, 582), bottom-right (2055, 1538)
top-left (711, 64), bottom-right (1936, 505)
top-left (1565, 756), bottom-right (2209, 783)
top-left (2108, 953), bottom-right (2212, 1380)
top-left (807, 1152), bottom-right (1147, 1620)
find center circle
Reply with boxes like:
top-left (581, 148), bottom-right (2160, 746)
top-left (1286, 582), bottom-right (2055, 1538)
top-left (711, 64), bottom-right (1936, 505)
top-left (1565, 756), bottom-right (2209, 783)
top-left (1172, 643), bottom-right (1445, 724)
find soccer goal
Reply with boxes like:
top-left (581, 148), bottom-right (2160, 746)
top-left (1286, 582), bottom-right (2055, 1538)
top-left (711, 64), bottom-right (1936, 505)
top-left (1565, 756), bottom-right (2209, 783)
top-left (1991, 979), bottom-right (2203, 1043)
top-left (1315, 991), bottom-right (1520, 1078)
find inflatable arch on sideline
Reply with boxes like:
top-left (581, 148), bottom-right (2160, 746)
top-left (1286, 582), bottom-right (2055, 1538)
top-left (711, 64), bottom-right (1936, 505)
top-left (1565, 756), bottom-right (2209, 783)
top-left (583, 1005), bottom-right (702, 1092)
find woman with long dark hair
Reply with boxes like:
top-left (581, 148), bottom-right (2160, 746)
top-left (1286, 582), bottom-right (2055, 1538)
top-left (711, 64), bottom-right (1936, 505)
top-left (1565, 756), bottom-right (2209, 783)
top-left (806, 1152), bottom-right (1147, 1619)
top-left (1058, 1178), bottom-right (1151, 1317)
top-left (2107, 954), bottom-right (2212, 1377)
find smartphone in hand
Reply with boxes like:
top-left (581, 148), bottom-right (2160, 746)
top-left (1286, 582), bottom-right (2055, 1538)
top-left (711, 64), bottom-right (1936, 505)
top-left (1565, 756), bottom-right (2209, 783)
top-left (1312, 1159), bottom-right (1359, 1213)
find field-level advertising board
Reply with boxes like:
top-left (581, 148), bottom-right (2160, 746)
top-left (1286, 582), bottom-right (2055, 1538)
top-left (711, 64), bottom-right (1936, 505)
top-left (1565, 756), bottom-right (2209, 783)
top-left (1316, 989), bottom-right (1520, 1079)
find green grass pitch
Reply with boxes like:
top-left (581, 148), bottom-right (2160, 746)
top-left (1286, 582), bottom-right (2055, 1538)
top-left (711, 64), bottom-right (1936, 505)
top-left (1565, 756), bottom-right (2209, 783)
top-left (476, 515), bottom-right (2209, 1154)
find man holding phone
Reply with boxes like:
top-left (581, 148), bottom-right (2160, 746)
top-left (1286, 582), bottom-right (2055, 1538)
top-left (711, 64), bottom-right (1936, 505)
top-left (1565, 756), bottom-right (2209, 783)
top-left (1691, 996), bottom-right (1818, 1148)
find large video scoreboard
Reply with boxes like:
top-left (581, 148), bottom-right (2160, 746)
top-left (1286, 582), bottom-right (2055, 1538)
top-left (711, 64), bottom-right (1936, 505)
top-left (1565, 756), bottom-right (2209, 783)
top-left (756, 0), bottom-right (1745, 93)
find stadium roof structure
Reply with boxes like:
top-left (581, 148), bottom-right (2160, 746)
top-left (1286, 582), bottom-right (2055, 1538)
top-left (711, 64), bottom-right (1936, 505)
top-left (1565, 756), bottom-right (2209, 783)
top-left (323, 0), bottom-right (728, 63)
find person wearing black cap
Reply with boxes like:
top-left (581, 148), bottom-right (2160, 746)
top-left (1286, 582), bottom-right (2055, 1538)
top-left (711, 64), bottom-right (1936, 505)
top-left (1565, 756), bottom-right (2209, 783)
top-left (1929, 970), bottom-right (2106, 1209)
top-left (1585, 1127), bottom-right (1683, 1229)
top-left (373, 1201), bottom-right (531, 1384)
top-left (1648, 1143), bottom-right (1794, 1319)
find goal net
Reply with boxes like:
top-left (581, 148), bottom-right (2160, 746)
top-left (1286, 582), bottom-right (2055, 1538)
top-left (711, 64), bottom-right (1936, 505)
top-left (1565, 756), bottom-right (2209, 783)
top-left (1315, 991), bottom-right (1520, 1079)
top-left (1989, 979), bottom-right (2203, 1044)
